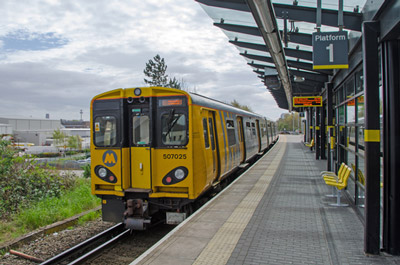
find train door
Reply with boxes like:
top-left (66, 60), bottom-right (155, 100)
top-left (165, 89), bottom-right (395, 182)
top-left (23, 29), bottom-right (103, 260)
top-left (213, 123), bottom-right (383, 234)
top-left (256, 120), bottom-right (261, 152)
top-left (236, 116), bottom-right (245, 163)
top-left (203, 111), bottom-right (220, 182)
top-left (209, 112), bottom-right (220, 181)
top-left (130, 107), bottom-right (151, 190)
top-left (265, 120), bottom-right (270, 146)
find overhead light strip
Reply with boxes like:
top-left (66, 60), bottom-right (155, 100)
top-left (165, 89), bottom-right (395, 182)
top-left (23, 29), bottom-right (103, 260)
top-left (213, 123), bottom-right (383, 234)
top-left (247, 0), bottom-right (293, 111)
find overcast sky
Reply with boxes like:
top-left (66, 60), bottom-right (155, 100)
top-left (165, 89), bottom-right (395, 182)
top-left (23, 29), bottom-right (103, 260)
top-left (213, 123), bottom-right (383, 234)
top-left (0, 0), bottom-right (284, 121)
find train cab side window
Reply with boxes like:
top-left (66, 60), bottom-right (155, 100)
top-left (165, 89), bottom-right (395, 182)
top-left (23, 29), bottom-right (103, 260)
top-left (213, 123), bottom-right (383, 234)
top-left (203, 118), bottom-right (210, 148)
top-left (161, 112), bottom-right (187, 146)
top-left (251, 123), bottom-right (256, 136)
top-left (94, 116), bottom-right (117, 147)
top-left (226, 120), bottom-right (236, 146)
top-left (132, 115), bottom-right (150, 145)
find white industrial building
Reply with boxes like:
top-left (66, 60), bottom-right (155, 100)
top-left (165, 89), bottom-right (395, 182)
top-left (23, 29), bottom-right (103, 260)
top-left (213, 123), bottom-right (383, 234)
top-left (0, 116), bottom-right (62, 131)
top-left (0, 123), bottom-right (13, 135)
top-left (0, 116), bottom-right (63, 146)
top-left (0, 116), bottom-right (90, 150)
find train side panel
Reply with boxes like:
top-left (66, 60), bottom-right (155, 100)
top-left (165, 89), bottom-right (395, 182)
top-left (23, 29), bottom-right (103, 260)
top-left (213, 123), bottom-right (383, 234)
top-left (191, 105), bottom-right (213, 198)
top-left (242, 117), bottom-right (259, 161)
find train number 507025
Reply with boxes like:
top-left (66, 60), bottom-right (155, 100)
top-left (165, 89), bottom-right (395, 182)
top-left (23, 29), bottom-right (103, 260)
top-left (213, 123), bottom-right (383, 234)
top-left (163, 154), bottom-right (187, 159)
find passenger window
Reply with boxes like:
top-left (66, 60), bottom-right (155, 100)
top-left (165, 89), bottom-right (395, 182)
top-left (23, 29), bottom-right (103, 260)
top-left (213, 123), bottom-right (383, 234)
top-left (161, 112), bottom-right (187, 146)
top-left (226, 120), bottom-right (236, 146)
top-left (132, 115), bottom-right (150, 145)
top-left (94, 116), bottom-right (117, 147)
top-left (203, 118), bottom-right (210, 148)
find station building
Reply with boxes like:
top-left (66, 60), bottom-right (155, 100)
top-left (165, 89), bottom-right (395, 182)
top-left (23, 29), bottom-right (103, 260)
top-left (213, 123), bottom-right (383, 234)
top-left (197, 0), bottom-right (400, 256)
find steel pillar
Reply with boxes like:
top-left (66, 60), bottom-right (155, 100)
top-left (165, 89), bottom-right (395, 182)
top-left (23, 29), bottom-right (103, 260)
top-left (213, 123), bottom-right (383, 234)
top-left (326, 83), bottom-right (334, 171)
top-left (362, 21), bottom-right (381, 255)
top-left (382, 39), bottom-right (400, 255)
top-left (315, 107), bottom-right (321, 159)
top-left (320, 103), bottom-right (326, 160)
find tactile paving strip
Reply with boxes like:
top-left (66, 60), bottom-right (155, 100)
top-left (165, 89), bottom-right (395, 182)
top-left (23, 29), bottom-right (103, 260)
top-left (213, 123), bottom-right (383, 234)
top-left (192, 141), bottom-right (286, 265)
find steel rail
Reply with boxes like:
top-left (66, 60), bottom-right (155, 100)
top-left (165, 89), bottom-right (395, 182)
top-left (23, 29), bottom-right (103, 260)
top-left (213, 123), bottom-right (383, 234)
top-left (68, 228), bottom-right (131, 264)
top-left (39, 222), bottom-right (128, 265)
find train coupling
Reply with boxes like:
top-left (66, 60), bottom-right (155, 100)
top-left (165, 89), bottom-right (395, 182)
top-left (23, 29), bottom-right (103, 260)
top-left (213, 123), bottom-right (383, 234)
top-left (124, 199), bottom-right (151, 230)
top-left (125, 217), bottom-right (151, 230)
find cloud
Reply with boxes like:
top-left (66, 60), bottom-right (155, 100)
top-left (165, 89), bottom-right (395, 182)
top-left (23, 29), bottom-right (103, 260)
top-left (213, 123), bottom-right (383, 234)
top-left (0, 62), bottom-right (111, 120)
top-left (0, 30), bottom-right (68, 51)
top-left (0, 0), bottom-right (284, 121)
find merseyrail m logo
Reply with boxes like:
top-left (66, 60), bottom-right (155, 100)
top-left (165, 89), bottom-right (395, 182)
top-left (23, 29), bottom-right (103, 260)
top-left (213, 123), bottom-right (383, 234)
top-left (103, 150), bottom-right (117, 167)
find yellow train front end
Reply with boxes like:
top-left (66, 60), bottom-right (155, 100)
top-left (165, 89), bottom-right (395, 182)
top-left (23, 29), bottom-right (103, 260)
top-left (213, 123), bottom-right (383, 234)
top-left (91, 87), bottom-right (193, 229)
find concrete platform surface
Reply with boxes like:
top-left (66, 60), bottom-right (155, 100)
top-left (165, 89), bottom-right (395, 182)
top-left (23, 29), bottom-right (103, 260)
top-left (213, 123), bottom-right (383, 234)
top-left (131, 135), bottom-right (400, 265)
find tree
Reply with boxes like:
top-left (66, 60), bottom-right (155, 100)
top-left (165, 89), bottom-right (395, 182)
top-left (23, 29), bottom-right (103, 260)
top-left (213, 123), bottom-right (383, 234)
top-left (143, 54), bottom-right (181, 89)
top-left (231, 99), bottom-right (253, 112)
top-left (277, 112), bottom-right (301, 132)
top-left (52, 129), bottom-right (66, 147)
top-left (67, 135), bottom-right (82, 150)
top-left (144, 54), bottom-right (168, 87)
top-left (167, 77), bottom-right (181, 89)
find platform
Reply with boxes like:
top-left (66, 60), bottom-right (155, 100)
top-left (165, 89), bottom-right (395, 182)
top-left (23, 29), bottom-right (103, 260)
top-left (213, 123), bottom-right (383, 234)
top-left (131, 135), bottom-right (400, 265)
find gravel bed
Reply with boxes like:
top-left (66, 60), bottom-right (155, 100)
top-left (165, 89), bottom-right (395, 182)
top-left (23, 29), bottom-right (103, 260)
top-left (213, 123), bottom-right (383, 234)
top-left (86, 223), bottom-right (173, 265)
top-left (1, 218), bottom-right (115, 265)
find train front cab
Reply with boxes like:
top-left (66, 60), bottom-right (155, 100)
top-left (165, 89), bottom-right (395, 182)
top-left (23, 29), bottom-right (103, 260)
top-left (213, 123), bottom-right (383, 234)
top-left (91, 87), bottom-right (194, 229)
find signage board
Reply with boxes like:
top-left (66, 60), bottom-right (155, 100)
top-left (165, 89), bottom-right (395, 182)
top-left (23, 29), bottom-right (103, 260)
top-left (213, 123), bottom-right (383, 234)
top-left (347, 96), bottom-right (364, 106)
top-left (293, 96), bottom-right (322, 107)
top-left (312, 31), bottom-right (349, 69)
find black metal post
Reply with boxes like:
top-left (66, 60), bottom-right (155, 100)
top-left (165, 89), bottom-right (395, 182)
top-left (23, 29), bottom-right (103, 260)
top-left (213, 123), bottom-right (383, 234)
top-left (320, 103), bottom-right (326, 160)
top-left (382, 39), bottom-right (400, 255)
top-left (307, 108), bottom-right (312, 143)
top-left (305, 108), bottom-right (309, 142)
top-left (311, 108), bottom-right (315, 150)
top-left (362, 21), bottom-right (381, 255)
top-left (315, 107), bottom-right (321, 159)
top-left (326, 83), bottom-right (334, 171)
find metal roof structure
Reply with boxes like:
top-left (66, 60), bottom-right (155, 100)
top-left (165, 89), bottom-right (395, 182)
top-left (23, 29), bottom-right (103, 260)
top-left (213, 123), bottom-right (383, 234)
top-left (196, 0), bottom-right (366, 111)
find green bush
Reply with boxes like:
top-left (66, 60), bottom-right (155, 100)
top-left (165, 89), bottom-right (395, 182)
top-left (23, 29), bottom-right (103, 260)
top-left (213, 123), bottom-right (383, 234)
top-left (82, 164), bottom-right (91, 178)
top-left (35, 152), bottom-right (60, 158)
top-left (16, 178), bottom-right (99, 230)
top-left (0, 140), bottom-right (69, 219)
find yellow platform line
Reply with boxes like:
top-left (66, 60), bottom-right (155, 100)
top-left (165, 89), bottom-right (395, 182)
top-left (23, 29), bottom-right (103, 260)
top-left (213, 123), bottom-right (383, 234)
top-left (193, 138), bottom-right (286, 265)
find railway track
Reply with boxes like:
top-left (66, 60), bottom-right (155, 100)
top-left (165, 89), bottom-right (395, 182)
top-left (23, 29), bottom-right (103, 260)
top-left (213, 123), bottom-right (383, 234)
top-left (38, 222), bottom-right (174, 265)
top-left (39, 223), bottom-right (129, 265)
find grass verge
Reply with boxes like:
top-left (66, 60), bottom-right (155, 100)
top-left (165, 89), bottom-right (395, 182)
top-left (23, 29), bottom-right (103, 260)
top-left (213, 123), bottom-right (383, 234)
top-left (0, 178), bottom-right (100, 245)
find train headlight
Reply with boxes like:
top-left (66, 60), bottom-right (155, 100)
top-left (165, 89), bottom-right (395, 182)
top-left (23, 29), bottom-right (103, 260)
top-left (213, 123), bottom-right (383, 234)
top-left (98, 167), bottom-right (107, 178)
top-left (175, 169), bottom-right (185, 180)
top-left (162, 166), bottom-right (188, 185)
top-left (134, 88), bottom-right (142, 96)
top-left (94, 165), bottom-right (117, 184)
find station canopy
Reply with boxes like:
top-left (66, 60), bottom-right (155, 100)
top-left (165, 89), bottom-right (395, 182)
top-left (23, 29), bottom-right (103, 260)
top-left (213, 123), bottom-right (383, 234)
top-left (196, 0), bottom-right (367, 111)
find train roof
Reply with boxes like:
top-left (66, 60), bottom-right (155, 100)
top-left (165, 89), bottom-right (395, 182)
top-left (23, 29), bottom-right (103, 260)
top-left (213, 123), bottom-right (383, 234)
top-left (188, 92), bottom-right (266, 120)
top-left (92, 87), bottom-right (272, 121)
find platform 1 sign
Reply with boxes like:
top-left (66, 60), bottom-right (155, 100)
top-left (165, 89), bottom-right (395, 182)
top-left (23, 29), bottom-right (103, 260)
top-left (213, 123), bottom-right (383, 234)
top-left (293, 96), bottom-right (322, 107)
top-left (312, 31), bottom-right (348, 69)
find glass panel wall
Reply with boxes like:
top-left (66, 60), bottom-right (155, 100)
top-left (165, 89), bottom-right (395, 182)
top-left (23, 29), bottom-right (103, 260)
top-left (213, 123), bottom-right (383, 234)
top-left (335, 68), bottom-right (366, 213)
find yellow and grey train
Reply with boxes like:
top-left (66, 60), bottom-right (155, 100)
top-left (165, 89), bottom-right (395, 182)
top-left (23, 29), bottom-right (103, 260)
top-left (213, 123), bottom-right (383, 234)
top-left (91, 86), bottom-right (277, 230)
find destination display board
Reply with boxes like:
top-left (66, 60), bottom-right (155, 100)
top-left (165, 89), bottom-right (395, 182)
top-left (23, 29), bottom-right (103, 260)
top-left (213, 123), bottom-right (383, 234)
top-left (293, 96), bottom-right (322, 107)
top-left (312, 31), bottom-right (349, 69)
top-left (347, 96), bottom-right (364, 106)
